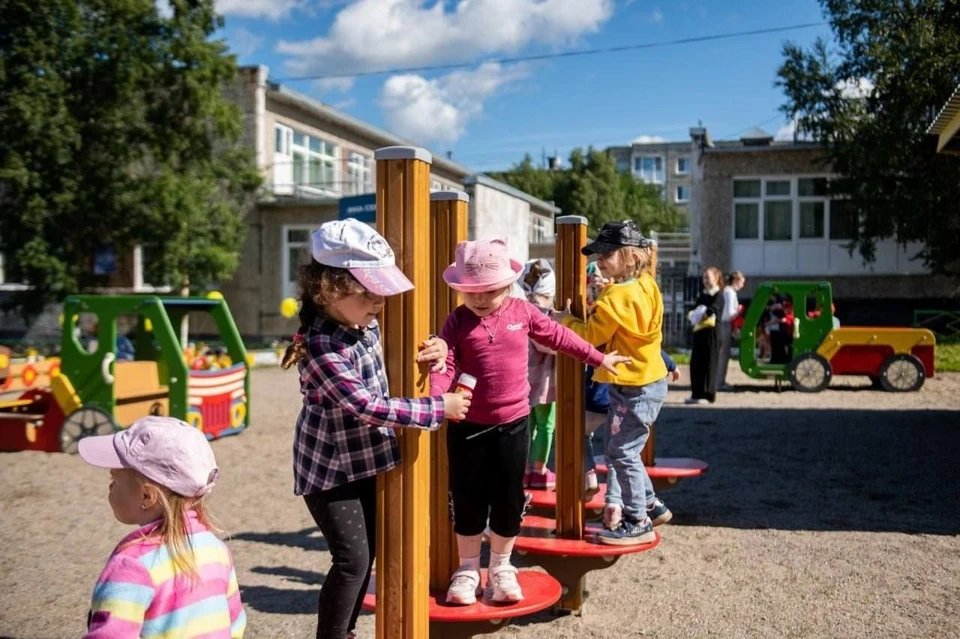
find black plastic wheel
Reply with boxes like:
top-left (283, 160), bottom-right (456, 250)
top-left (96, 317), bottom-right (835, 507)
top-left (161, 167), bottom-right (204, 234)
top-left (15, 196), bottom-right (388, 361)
top-left (60, 406), bottom-right (116, 454)
top-left (788, 352), bottom-right (832, 393)
top-left (878, 354), bottom-right (925, 393)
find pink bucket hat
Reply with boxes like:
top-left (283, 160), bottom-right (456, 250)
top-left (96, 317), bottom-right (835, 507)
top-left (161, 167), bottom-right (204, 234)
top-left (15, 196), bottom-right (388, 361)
top-left (442, 239), bottom-right (523, 293)
top-left (78, 416), bottom-right (219, 498)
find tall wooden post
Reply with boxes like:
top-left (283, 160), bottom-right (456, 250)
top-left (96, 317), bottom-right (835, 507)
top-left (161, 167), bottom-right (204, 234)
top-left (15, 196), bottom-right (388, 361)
top-left (553, 215), bottom-right (589, 610)
top-left (374, 146), bottom-right (432, 639)
top-left (428, 190), bottom-right (469, 591)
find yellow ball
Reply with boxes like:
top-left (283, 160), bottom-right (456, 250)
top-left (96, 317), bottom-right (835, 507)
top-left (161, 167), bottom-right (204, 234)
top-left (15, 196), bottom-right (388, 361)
top-left (144, 318), bottom-right (153, 332)
top-left (280, 297), bottom-right (299, 319)
top-left (58, 313), bottom-right (64, 326)
top-left (245, 353), bottom-right (256, 368)
top-left (0, 353), bottom-right (9, 368)
top-left (206, 291), bottom-right (224, 301)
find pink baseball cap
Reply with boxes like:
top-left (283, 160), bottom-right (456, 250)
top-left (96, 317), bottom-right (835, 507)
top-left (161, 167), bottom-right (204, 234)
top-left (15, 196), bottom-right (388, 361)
top-left (311, 218), bottom-right (414, 297)
top-left (78, 416), bottom-right (219, 498)
top-left (442, 239), bottom-right (523, 293)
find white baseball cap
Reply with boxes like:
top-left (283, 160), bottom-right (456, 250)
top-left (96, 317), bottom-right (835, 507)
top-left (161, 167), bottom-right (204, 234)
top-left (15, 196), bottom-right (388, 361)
top-left (311, 218), bottom-right (414, 297)
top-left (78, 416), bottom-right (219, 498)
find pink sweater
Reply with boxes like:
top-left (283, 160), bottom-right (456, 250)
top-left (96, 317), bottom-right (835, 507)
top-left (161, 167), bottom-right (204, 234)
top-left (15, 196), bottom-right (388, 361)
top-left (431, 298), bottom-right (604, 425)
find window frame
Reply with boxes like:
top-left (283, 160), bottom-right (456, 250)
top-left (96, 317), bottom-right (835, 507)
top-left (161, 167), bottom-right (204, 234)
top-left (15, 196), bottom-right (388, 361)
top-left (345, 151), bottom-right (373, 196)
top-left (281, 225), bottom-right (316, 300)
top-left (633, 155), bottom-right (665, 184)
top-left (676, 157), bottom-right (691, 175)
top-left (675, 184), bottom-right (691, 203)
top-left (288, 128), bottom-right (340, 197)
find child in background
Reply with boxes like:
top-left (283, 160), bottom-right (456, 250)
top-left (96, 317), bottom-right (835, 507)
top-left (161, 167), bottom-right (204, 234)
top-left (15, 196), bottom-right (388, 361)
top-left (560, 221), bottom-right (669, 545)
top-left (281, 219), bottom-right (469, 639)
top-left (521, 259), bottom-right (559, 490)
top-left (432, 239), bottom-right (628, 605)
top-left (78, 416), bottom-right (246, 638)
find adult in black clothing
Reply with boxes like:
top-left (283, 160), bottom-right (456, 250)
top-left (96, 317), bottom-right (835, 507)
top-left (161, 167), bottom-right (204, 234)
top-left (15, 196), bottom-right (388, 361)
top-left (686, 267), bottom-right (725, 404)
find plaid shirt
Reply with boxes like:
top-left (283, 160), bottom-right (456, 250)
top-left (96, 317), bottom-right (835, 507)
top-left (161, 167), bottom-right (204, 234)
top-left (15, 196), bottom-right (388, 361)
top-left (294, 317), bottom-right (445, 495)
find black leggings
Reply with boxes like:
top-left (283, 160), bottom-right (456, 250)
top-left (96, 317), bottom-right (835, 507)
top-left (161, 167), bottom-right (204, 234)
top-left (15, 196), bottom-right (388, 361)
top-left (447, 415), bottom-right (529, 537)
top-left (303, 476), bottom-right (377, 639)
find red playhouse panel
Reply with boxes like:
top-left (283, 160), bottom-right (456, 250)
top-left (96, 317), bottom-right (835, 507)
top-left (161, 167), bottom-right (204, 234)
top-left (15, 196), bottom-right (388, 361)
top-left (361, 570), bottom-right (562, 621)
top-left (827, 345), bottom-right (893, 377)
top-left (514, 515), bottom-right (660, 557)
top-left (188, 365), bottom-right (247, 440)
top-left (911, 345), bottom-right (935, 378)
top-left (0, 390), bottom-right (65, 453)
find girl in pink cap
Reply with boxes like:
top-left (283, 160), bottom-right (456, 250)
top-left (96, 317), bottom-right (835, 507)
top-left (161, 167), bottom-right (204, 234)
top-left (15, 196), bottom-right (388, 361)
top-left (77, 416), bottom-right (246, 638)
top-left (431, 239), bottom-right (629, 605)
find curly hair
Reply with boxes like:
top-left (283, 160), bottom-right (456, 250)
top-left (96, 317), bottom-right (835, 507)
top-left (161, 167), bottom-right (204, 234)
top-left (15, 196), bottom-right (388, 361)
top-left (280, 260), bottom-right (366, 369)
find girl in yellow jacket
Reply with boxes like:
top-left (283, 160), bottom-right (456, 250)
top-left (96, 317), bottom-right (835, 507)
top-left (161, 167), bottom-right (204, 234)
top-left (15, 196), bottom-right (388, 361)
top-left (560, 220), bottom-right (670, 546)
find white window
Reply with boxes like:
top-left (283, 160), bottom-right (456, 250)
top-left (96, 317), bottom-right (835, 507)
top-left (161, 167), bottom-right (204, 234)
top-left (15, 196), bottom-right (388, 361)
top-left (282, 226), bottom-right (314, 299)
top-left (431, 180), bottom-right (456, 193)
top-left (676, 157), bottom-right (691, 175)
top-left (345, 152), bottom-right (373, 196)
top-left (291, 131), bottom-right (339, 196)
top-left (633, 156), bottom-right (664, 184)
top-left (272, 124), bottom-right (294, 195)
top-left (529, 217), bottom-right (552, 244)
top-left (675, 185), bottom-right (691, 203)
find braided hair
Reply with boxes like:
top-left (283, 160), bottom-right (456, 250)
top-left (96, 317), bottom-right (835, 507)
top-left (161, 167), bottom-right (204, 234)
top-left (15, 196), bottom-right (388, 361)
top-left (280, 260), bottom-right (366, 369)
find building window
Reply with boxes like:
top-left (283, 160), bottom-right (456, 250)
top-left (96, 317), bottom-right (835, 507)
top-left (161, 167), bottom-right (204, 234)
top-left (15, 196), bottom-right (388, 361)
top-left (282, 226), bottom-right (313, 299)
top-left (529, 217), bottom-right (552, 244)
top-left (829, 199), bottom-right (858, 240)
top-left (345, 152), bottom-right (373, 196)
top-left (734, 203), bottom-right (760, 239)
top-left (431, 180), bottom-right (457, 193)
top-left (634, 156), bottom-right (664, 184)
top-left (675, 185), bottom-right (691, 203)
top-left (273, 124), bottom-right (340, 196)
top-left (676, 157), bottom-right (690, 174)
top-left (616, 158), bottom-right (630, 173)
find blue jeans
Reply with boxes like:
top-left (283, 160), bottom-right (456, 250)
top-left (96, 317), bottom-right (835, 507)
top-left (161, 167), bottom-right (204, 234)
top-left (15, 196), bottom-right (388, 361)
top-left (604, 378), bottom-right (668, 520)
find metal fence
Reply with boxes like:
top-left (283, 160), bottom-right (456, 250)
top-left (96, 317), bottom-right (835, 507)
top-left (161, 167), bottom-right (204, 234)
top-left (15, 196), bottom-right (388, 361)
top-left (658, 265), bottom-right (700, 349)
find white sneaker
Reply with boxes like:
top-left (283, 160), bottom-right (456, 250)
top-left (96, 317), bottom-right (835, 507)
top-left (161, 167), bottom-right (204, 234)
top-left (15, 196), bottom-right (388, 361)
top-left (445, 566), bottom-right (481, 605)
top-left (603, 504), bottom-right (622, 530)
top-left (486, 564), bottom-right (524, 602)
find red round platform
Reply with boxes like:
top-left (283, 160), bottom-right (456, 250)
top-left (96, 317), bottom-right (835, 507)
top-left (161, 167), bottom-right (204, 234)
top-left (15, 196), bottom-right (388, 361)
top-left (514, 515), bottom-right (660, 557)
top-left (596, 457), bottom-right (708, 479)
top-left (361, 570), bottom-right (562, 622)
top-left (526, 483), bottom-right (606, 510)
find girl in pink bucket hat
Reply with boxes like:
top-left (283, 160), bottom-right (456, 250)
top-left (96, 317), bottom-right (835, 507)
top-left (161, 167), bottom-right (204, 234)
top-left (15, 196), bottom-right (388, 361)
top-left (432, 239), bottom-right (631, 605)
top-left (78, 416), bottom-right (246, 638)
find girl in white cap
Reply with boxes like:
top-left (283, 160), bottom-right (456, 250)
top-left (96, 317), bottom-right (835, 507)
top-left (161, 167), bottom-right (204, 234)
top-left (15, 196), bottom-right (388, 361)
top-left (431, 239), bottom-right (629, 605)
top-left (78, 416), bottom-right (246, 638)
top-left (281, 218), bottom-right (471, 639)
top-left (520, 258), bottom-right (559, 490)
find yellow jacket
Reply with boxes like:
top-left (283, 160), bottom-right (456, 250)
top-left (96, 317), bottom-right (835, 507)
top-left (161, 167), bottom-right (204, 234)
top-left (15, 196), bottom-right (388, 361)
top-left (561, 274), bottom-right (667, 386)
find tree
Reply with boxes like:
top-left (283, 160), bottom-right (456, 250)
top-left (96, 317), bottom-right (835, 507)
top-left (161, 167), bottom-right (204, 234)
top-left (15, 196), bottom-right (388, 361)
top-left (776, 0), bottom-right (960, 274)
top-left (0, 0), bottom-right (261, 315)
top-left (489, 148), bottom-right (682, 236)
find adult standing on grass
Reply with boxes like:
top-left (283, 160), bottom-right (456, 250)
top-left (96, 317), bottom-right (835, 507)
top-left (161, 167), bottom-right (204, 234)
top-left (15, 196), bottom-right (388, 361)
top-left (718, 271), bottom-right (746, 391)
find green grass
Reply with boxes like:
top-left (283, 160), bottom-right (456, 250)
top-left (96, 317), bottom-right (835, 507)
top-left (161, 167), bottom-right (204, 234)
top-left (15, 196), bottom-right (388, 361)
top-left (937, 343), bottom-right (960, 373)
top-left (666, 350), bottom-right (691, 365)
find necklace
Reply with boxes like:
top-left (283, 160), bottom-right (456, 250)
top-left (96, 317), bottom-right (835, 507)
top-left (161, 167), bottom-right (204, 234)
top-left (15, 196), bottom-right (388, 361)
top-left (479, 309), bottom-right (503, 344)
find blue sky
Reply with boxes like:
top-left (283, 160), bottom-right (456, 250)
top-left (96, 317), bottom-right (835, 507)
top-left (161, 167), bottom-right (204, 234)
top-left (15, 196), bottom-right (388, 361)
top-left (207, 0), bottom-right (831, 171)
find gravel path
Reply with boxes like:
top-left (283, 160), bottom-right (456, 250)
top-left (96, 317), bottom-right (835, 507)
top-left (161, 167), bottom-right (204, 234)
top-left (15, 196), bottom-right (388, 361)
top-left (2, 365), bottom-right (959, 638)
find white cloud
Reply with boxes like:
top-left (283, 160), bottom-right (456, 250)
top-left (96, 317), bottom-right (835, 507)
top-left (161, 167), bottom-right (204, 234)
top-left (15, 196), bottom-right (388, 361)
top-left (651, 8), bottom-right (664, 23)
top-left (831, 77), bottom-right (875, 100)
top-left (379, 63), bottom-right (528, 144)
top-left (157, 0), bottom-right (300, 21)
top-left (774, 120), bottom-right (795, 141)
top-left (632, 134), bottom-right (667, 144)
top-left (313, 77), bottom-right (356, 93)
top-left (228, 27), bottom-right (265, 58)
top-left (277, 0), bottom-right (615, 77)
top-left (217, 0), bottom-right (300, 20)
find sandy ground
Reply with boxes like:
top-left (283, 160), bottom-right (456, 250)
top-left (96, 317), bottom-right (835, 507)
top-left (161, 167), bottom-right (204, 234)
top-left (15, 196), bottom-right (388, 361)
top-left (2, 365), bottom-right (959, 639)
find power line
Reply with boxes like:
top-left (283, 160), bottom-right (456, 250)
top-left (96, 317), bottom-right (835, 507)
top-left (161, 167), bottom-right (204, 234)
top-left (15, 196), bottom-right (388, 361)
top-left (272, 21), bottom-right (826, 82)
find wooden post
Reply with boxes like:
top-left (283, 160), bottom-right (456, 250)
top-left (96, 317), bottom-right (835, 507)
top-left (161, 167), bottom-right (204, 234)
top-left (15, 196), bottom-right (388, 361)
top-left (374, 146), bottom-right (432, 639)
top-left (428, 190), bottom-right (469, 591)
top-left (553, 215), bottom-right (588, 611)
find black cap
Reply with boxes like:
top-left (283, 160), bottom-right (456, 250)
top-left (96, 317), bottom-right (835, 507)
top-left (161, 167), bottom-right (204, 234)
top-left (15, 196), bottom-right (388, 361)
top-left (581, 220), bottom-right (652, 256)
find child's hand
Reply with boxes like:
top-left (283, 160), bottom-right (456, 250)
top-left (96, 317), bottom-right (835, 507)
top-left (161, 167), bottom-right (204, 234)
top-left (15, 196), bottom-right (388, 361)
top-left (442, 392), bottom-right (472, 421)
top-left (417, 336), bottom-right (448, 373)
top-left (670, 369), bottom-right (681, 382)
top-left (600, 350), bottom-right (631, 375)
top-left (552, 298), bottom-right (573, 322)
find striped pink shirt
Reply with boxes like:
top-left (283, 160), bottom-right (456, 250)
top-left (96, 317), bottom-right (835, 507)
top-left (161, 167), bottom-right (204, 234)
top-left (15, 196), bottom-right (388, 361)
top-left (84, 510), bottom-right (245, 638)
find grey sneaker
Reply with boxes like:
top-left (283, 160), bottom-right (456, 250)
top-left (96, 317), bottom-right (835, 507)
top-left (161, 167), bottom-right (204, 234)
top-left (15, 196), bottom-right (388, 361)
top-left (598, 517), bottom-right (657, 546)
top-left (445, 566), bottom-right (481, 605)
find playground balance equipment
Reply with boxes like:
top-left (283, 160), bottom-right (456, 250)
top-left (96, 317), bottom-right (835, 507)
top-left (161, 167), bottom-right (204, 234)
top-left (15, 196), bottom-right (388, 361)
top-left (0, 295), bottom-right (250, 453)
top-left (739, 281), bottom-right (936, 393)
top-left (353, 148), bottom-right (708, 639)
